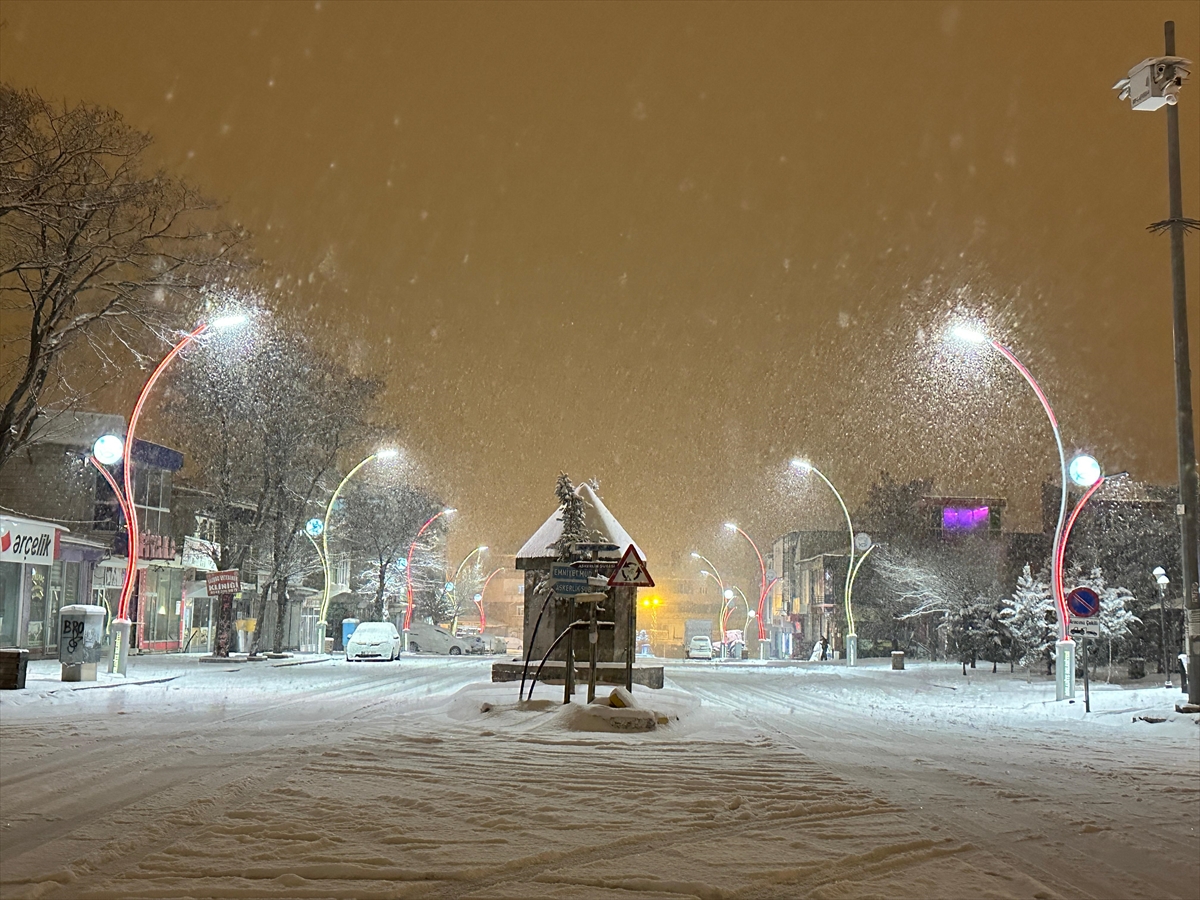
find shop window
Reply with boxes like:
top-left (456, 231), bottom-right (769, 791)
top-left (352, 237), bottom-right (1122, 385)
top-left (0, 562), bottom-right (21, 648)
top-left (26, 565), bottom-right (49, 648)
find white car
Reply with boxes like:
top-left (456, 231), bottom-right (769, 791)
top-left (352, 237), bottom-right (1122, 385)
top-left (345, 622), bottom-right (401, 661)
top-left (404, 621), bottom-right (468, 655)
top-left (686, 635), bottom-right (715, 659)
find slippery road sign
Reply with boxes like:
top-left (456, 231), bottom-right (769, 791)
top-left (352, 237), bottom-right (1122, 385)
top-left (607, 545), bottom-right (654, 587)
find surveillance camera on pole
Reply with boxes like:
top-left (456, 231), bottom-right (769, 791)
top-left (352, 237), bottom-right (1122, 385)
top-left (1116, 23), bottom-right (1199, 710)
top-left (1113, 56), bottom-right (1191, 110)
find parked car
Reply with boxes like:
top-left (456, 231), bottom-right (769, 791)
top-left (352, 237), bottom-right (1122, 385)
top-left (404, 621), bottom-right (468, 655)
top-left (686, 635), bottom-right (715, 659)
top-left (345, 621), bottom-right (401, 661)
top-left (461, 634), bottom-right (489, 654)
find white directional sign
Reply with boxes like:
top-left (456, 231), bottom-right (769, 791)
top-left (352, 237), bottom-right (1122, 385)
top-left (1068, 620), bottom-right (1101, 640)
top-left (550, 563), bottom-right (592, 596)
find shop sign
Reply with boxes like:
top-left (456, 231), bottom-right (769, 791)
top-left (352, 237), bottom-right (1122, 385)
top-left (206, 569), bottom-right (241, 596)
top-left (113, 532), bottom-right (177, 560)
top-left (0, 517), bottom-right (59, 565)
top-left (182, 536), bottom-right (220, 572)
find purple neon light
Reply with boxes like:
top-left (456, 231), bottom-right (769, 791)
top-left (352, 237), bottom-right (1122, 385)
top-left (942, 506), bottom-right (990, 529)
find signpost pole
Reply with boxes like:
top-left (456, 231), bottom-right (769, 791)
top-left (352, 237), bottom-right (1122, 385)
top-left (564, 596), bottom-right (576, 704)
top-left (587, 603), bottom-right (599, 703)
top-left (626, 591), bottom-right (635, 691)
top-left (1082, 634), bottom-right (1091, 713)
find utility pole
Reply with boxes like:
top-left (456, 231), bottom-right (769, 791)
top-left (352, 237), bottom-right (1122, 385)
top-left (1161, 23), bottom-right (1200, 709)
top-left (1119, 22), bottom-right (1200, 707)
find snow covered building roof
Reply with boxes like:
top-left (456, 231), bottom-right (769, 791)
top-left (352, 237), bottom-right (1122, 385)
top-left (515, 483), bottom-right (643, 564)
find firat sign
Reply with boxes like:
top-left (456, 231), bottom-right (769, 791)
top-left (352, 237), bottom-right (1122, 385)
top-left (0, 517), bottom-right (60, 565)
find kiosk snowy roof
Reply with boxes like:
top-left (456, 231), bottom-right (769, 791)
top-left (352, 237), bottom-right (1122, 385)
top-left (515, 482), bottom-right (643, 562)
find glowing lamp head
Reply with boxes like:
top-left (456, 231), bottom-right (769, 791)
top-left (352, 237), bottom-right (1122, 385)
top-left (1068, 454), bottom-right (1102, 488)
top-left (445, 507), bottom-right (457, 515)
top-left (723, 589), bottom-right (734, 600)
top-left (92, 434), bottom-right (124, 466)
top-left (790, 458), bottom-right (812, 473)
top-left (690, 552), bottom-right (701, 559)
top-left (445, 581), bottom-right (455, 592)
top-left (304, 518), bottom-right (324, 537)
top-left (724, 522), bottom-right (737, 531)
top-left (950, 324), bottom-right (988, 344)
top-left (474, 593), bottom-right (482, 602)
top-left (209, 313), bottom-right (249, 331)
top-left (375, 448), bottom-right (400, 460)
top-left (478, 545), bottom-right (488, 553)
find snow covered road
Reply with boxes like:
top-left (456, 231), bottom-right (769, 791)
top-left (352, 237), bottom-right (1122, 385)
top-left (1, 656), bottom-right (1197, 899)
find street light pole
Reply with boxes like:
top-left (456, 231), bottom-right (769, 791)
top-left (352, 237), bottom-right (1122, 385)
top-left (447, 545), bottom-right (487, 633)
top-left (403, 508), bottom-right (456, 638)
top-left (692, 552), bottom-right (727, 651)
top-left (1154, 567), bottom-right (1173, 687)
top-left (474, 566), bottom-right (504, 633)
top-left (315, 448), bottom-right (400, 653)
top-left (725, 524), bottom-right (770, 645)
top-left (950, 326), bottom-right (1075, 699)
top-left (99, 314), bottom-right (247, 673)
top-left (790, 461), bottom-right (860, 665)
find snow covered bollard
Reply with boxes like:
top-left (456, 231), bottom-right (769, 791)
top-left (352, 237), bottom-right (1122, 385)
top-left (891, 651), bottom-right (905, 670)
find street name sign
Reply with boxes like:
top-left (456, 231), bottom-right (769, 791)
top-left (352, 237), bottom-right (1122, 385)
top-left (550, 564), bottom-right (592, 596)
top-left (607, 545), bottom-right (655, 587)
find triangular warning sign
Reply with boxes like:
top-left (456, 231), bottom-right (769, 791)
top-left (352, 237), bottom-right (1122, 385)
top-left (607, 544), bottom-right (654, 587)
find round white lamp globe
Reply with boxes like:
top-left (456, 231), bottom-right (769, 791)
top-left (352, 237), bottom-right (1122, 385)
top-left (1068, 454), bottom-right (1102, 488)
top-left (92, 434), bottom-right (124, 466)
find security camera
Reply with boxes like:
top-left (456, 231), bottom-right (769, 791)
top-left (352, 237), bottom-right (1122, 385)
top-left (1116, 56), bottom-right (1191, 111)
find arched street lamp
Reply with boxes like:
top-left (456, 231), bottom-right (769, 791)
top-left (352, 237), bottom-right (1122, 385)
top-left (692, 552), bottom-right (727, 651)
top-left (789, 460), bottom-right (861, 665)
top-left (315, 448), bottom-right (401, 652)
top-left (447, 545), bottom-right (487, 632)
top-left (91, 313), bottom-right (247, 674)
top-left (473, 566), bottom-right (504, 632)
top-left (724, 524), bottom-right (775, 643)
top-left (949, 324), bottom-right (1076, 700)
top-left (403, 508), bottom-right (456, 634)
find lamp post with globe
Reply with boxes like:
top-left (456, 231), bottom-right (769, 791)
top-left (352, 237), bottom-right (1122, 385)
top-left (403, 508), bottom-right (456, 642)
top-left (788, 460), bottom-right (862, 665)
top-left (315, 448), bottom-right (401, 654)
top-left (87, 313), bottom-right (248, 673)
top-left (1153, 566), bottom-right (1173, 687)
top-left (948, 324), bottom-right (1077, 699)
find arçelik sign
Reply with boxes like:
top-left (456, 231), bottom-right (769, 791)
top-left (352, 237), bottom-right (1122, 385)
top-left (0, 517), bottom-right (60, 565)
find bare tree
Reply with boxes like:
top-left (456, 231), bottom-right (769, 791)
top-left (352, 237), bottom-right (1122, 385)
top-left (342, 474), bottom-right (443, 622)
top-left (168, 317), bottom-right (379, 655)
top-left (0, 85), bottom-right (245, 469)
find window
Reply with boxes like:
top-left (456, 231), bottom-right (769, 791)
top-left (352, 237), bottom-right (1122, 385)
top-left (143, 567), bottom-right (183, 644)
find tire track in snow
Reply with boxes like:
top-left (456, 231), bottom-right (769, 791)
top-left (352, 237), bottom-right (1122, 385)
top-left (672, 668), bottom-right (1198, 900)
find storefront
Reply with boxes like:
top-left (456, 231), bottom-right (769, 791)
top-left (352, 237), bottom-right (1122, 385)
top-left (0, 514), bottom-right (101, 657)
top-left (137, 564), bottom-right (184, 652)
